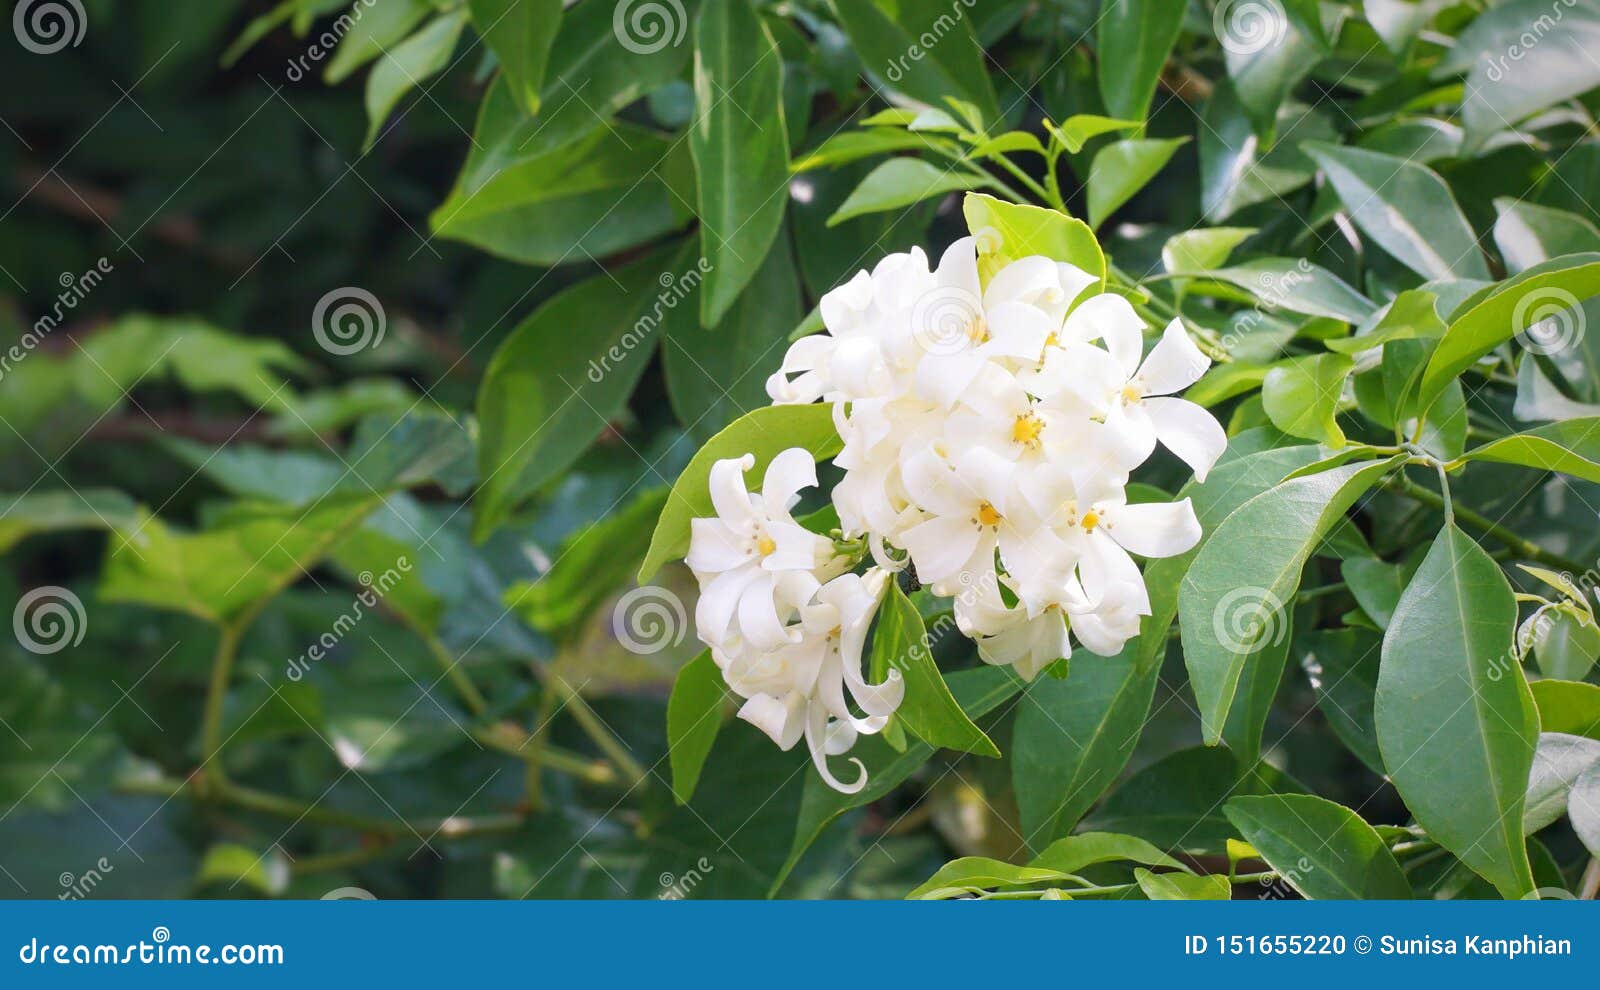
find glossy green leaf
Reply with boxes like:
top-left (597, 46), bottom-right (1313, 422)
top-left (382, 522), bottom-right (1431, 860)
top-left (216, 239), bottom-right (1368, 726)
top-left (1325, 289), bottom-right (1445, 355)
top-left (1180, 457), bottom-right (1399, 743)
top-left (832, 0), bottom-right (999, 124)
top-left (1523, 733), bottom-right (1600, 834)
top-left (1262, 353), bottom-right (1353, 445)
top-left (1376, 524), bottom-right (1538, 899)
top-left (666, 650), bottom-right (728, 805)
top-left (196, 843), bottom-right (290, 896)
top-left (1417, 254), bottom-right (1600, 418)
top-left (1493, 199), bottom-right (1600, 275)
top-left (639, 403), bottom-right (843, 582)
top-left (692, 0), bottom-right (790, 325)
top-left (1200, 90), bottom-right (1334, 220)
top-left (1572, 760), bottom-right (1600, 856)
top-left (1446, 0), bottom-right (1600, 149)
top-left (325, 0), bottom-right (433, 83)
top-left (1204, 259), bottom-right (1375, 323)
top-left (905, 858), bottom-right (1072, 900)
top-left (1223, 6), bottom-right (1328, 138)
top-left (1162, 227), bottom-right (1255, 276)
top-left (475, 243), bottom-right (688, 540)
top-left (962, 193), bottom-right (1106, 288)
top-left (468, 0), bottom-right (561, 115)
top-left (1027, 831), bottom-right (1184, 874)
top-left (1221, 608), bottom-right (1291, 768)
top-left (1531, 679), bottom-right (1600, 740)
top-left (827, 157), bottom-right (979, 226)
top-left (1456, 417), bottom-right (1600, 483)
top-left (1224, 794), bottom-right (1411, 899)
top-left (1527, 605), bottom-right (1600, 682)
top-left (1048, 114), bottom-right (1142, 154)
top-left (873, 582), bottom-right (998, 757)
top-left (0, 489), bottom-right (140, 554)
top-left (1303, 143), bottom-right (1488, 282)
top-left (1087, 137), bottom-right (1187, 230)
top-left (1096, 0), bottom-right (1186, 123)
top-left (1299, 627), bottom-right (1385, 773)
top-left (364, 11), bottom-right (467, 149)
top-left (1135, 868), bottom-right (1231, 899)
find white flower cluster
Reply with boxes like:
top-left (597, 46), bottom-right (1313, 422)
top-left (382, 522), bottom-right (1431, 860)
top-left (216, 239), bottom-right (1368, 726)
top-left (686, 236), bottom-right (1225, 792)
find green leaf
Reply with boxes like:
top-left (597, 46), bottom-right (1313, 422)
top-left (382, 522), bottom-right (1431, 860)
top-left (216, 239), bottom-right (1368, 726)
top-left (827, 157), bottom-right (979, 226)
top-left (1027, 831), bottom-right (1184, 874)
top-left (1299, 628), bottom-right (1385, 773)
top-left (1087, 137), bottom-right (1187, 230)
top-left (475, 242), bottom-right (687, 540)
top-left (666, 650), bottom-right (728, 805)
top-left (1220, 609), bottom-right (1291, 768)
top-left (832, 0), bottom-right (1000, 125)
top-left (1200, 90), bottom-right (1334, 220)
top-left (1340, 556), bottom-right (1409, 629)
top-left (1325, 289), bottom-right (1445, 355)
top-left (100, 497), bottom-right (379, 624)
top-left (772, 667), bottom-right (1024, 894)
top-left (873, 582), bottom-right (998, 757)
top-left (324, 0), bottom-right (433, 83)
top-left (1524, 733), bottom-right (1600, 834)
top-left (1224, 794), bottom-right (1411, 899)
top-left (1204, 259), bottom-right (1376, 323)
top-left (1135, 868), bottom-right (1231, 900)
top-left (1015, 444), bottom-right (1332, 847)
top-left (790, 128), bottom-right (952, 172)
top-left (1417, 253), bottom-right (1600, 418)
top-left (1531, 679), bottom-right (1600, 740)
top-left (1180, 457), bottom-right (1400, 743)
top-left (961, 192), bottom-right (1106, 288)
top-left (1493, 199), bottom-right (1600, 275)
top-left (1223, 6), bottom-right (1328, 138)
top-left (1302, 143), bottom-right (1488, 282)
top-left (1527, 605), bottom-right (1600, 682)
top-left (692, 0), bottom-right (790, 325)
top-left (0, 655), bottom-right (123, 814)
top-left (638, 403), bottom-right (843, 582)
top-left (1456, 417), bottom-right (1600, 483)
top-left (664, 233), bottom-right (801, 441)
top-left (468, 0), bottom-right (562, 115)
top-left (905, 858), bottom-right (1073, 900)
top-left (0, 489), bottom-right (140, 554)
top-left (1096, 0), bottom-right (1186, 123)
top-left (1572, 760), bottom-right (1600, 856)
top-left (1446, 0), bottom-right (1600, 150)
top-left (1162, 227), bottom-right (1256, 275)
top-left (1376, 524), bottom-right (1538, 899)
top-left (1261, 354), bottom-right (1353, 445)
top-left (1048, 114), bottom-right (1142, 154)
top-left (196, 843), bottom-right (290, 896)
top-left (364, 11), bottom-right (467, 149)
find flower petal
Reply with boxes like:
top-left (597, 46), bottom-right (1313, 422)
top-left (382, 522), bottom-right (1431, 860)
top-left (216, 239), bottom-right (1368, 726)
top-left (1103, 497), bottom-right (1202, 559)
top-left (1063, 293), bottom-right (1144, 374)
top-left (1142, 396), bottom-right (1227, 482)
top-left (738, 692), bottom-right (807, 750)
top-left (761, 447), bottom-right (818, 515)
top-left (1137, 319), bottom-right (1210, 395)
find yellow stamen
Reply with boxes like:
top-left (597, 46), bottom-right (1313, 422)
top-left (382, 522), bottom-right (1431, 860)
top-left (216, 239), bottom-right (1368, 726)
top-left (756, 535), bottom-right (777, 556)
top-left (1044, 332), bottom-right (1059, 349)
top-left (968, 315), bottom-right (991, 344)
top-left (1012, 413), bottom-right (1043, 446)
top-left (1121, 385), bottom-right (1142, 403)
top-left (977, 502), bottom-right (1003, 527)
top-left (1080, 510), bottom-right (1101, 532)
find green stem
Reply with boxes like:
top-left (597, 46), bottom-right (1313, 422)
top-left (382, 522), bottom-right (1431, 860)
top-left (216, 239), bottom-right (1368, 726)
top-left (199, 623), bottom-right (243, 788)
top-left (535, 670), bottom-right (650, 790)
top-left (419, 631), bottom-right (490, 718)
top-left (1386, 475), bottom-right (1588, 573)
top-left (981, 151), bottom-right (1054, 207)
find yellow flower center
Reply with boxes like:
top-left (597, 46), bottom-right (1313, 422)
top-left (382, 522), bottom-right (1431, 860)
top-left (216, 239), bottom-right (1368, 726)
top-left (1121, 385), bottom-right (1143, 403)
top-left (977, 502), bottom-right (1003, 527)
top-left (1012, 412), bottom-right (1044, 446)
top-left (756, 535), bottom-right (777, 557)
top-left (1080, 510), bottom-right (1101, 532)
top-left (1044, 332), bottom-right (1059, 349)
top-left (967, 315), bottom-right (991, 345)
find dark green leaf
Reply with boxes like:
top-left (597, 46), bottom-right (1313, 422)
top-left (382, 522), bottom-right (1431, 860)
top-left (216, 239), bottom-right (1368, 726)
top-left (1224, 794), bottom-right (1411, 899)
top-left (666, 650), bottom-right (728, 805)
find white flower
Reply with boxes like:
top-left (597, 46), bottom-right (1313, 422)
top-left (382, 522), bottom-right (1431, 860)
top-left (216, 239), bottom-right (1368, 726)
top-left (1042, 303), bottom-right (1227, 482)
top-left (687, 449), bottom-right (833, 651)
top-left (726, 569), bottom-right (903, 794)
